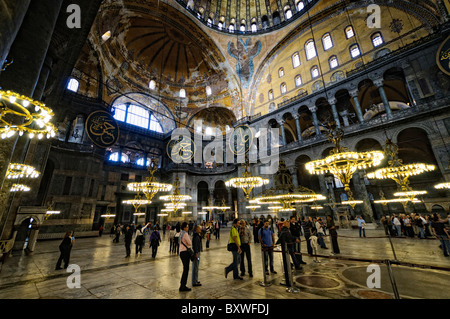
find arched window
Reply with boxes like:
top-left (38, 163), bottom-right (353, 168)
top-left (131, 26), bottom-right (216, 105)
top-left (311, 66), bottom-right (320, 78)
top-left (67, 78), bottom-right (79, 92)
top-left (350, 43), bottom-right (361, 58)
top-left (109, 152), bottom-right (128, 163)
top-left (280, 82), bottom-right (287, 94)
top-left (148, 80), bottom-right (156, 90)
top-left (137, 157), bottom-right (152, 166)
top-left (371, 32), bottom-right (384, 47)
top-left (278, 67), bottom-right (285, 78)
top-left (295, 75), bottom-right (302, 87)
top-left (329, 56), bottom-right (339, 69)
top-left (296, 0), bottom-right (304, 11)
top-left (179, 88), bottom-right (186, 98)
top-left (322, 33), bottom-right (333, 50)
top-left (113, 104), bottom-right (163, 133)
top-left (268, 89), bottom-right (274, 100)
top-left (218, 21), bottom-right (223, 30)
top-left (285, 6), bottom-right (293, 19)
top-left (207, 18), bottom-right (213, 27)
top-left (345, 25), bottom-right (355, 39)
top-left (205, 86), bottom-right (212, 96)
top-left (251, 22), bottom-right (257, 32)
top-left (228, 23), bottom-right (235, 32)
top-left (292, 52), bottom-right (301, 68)
top-left (240, 24), bottom-right (246, 32)
top-left (305, 39), bottom-right (317, 60)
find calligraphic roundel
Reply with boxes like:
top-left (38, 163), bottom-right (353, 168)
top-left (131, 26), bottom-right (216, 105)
top-left (85, 110), bottom-right (120, 148)
top-left (437, 35), bottom-right (450, 76)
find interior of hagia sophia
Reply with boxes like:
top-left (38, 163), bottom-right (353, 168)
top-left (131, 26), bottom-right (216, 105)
top-left (0, 0), bottom-right (450, 300)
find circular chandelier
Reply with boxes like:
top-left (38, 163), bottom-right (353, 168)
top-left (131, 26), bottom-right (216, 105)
top-left (0, 90), bottom-right (57, 139)
top-left (159, 176), bottom-right (192, 213)
top-left (122, 193), bottom-right (151, 215)
top-left (367, 139), bottom-right (434, 204)
top-left (434, 182), bottom-right (450, 189)
top-left (127, 159), bottom-right (172, 200)
top-left (252, 160), bottom-right (326, 211)
top-left (225, 156), bottom-right (269, 199)
top-left (305, 122), bottom-right (384, 208)
top-left (6, 163), bottom-right (40, 180)
top-left (10, 183), bottom-right (30, 192)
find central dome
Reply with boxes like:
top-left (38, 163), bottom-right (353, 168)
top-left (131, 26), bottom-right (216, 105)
top-left (178, 0), bottom-right (320, 34)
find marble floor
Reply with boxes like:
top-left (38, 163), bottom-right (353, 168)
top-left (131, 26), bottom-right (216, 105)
top-left (0, 227), bottom-right (449, 300)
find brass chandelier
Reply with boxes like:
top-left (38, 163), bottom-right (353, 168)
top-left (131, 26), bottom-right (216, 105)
top-left (127, 159), bottom-right (172, 200)
top-left (159, 176), bottom-right (192, 213)
top-left (251, 160), bottom-right (326, 211)
top-left (367, 139), bottom-right (435, 203)
top-left (305, 122), bottom-right (384, 208)
top-left (0, 90), bottom-right (57, 139)
top-left (225, 156), bottom-right (269, 199)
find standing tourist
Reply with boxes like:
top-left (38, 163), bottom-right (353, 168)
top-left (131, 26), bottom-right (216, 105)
top-left (258, 220), bottom-right (277, 275)
top-left (290, 216), bottom-right (306, 264)
top-left (431, 213), bottom-right (450, 257)
top-left (302, 216), bottom-right (313, 255)
top-left (55, 231), bottom-right (74, 270)
top-left (192, 225), bottom-right (203, 287)
top-left (326, 215), bottom-right (340, 255)
top-left (357, 216), bottom-right (366, 238)
top-left (134, 224), bottom-right (145, 256)
top-left (225, 219), bottom-right (243, 280)
top-left (150, 226), bottom-right (161, 258)
top-left (239, 220), bottom-right (253, 277)
top-left (124, 224), bottom-right (133, 258)
top-left (179, 222), bottom-right (192, 292)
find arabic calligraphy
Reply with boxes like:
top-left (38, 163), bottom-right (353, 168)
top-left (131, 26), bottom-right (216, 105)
top-left (229, 125), bottom-right (253, 155)
top-left (86, 111), bottom-right (119, 148)
top-left (437, 36), bottom-right (450, 76)
top-left (167, 135), bottom-right (196, 162)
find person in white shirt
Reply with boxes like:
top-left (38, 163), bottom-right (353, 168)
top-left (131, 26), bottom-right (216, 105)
top-left (392, 215), bottom-right (402, 237)
top-left (315, 218), bottom-right (328, 249)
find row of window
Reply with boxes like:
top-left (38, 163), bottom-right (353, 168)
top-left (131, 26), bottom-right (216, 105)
top-left (194, 0), bottom-right (313, 33)
top-left (269, 31), bottom-right (385, 99)
top-left (286, 29), bottom-right (384, 71)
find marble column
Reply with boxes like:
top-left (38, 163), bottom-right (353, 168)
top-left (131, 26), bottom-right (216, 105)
top-left (0, 0), bottom-right (31, 68)
top-left (373, 79), bottom-right (393, 119)
top-left (33, 55), bottom-right (53, 101)
top-left (349, 89), bottom-right (365, 124)
top-left (352, 171), bottom-right (374, 222)
top-left (339, 110), bottom-right (350, 127)
top-left (278, 119), bottom-right (287, 146)
top-left (293, 114), bottom-right (302, 142)
top-left (328, 98), bottom-right (341, 128)
top-left (0, 0), bottom-right (63, 96)
top-left (309, 106), bottom-right (321, 136)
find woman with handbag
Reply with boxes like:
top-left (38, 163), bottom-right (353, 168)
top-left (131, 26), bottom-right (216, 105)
top-left (179, 222), bottom-right (192, 292)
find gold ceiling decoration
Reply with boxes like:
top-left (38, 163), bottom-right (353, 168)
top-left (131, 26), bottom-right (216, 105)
top-left (0, 90), bottom-right (57, 140)
top-left (367, 139), bottom-right (435, 203)
top-left (305, 122), bottom-right (384, 208)
top-left (127, 159), bottom-right (172, 200)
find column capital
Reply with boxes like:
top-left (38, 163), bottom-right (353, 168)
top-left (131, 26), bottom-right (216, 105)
top-left (308, 105), bottom-right (318, 113)
top-left (328, 97), bottom-right (337, 105)
top-left (293, 114), bottom-right (301, 120)
top-left (277, 119), bottom-right (286, 126)
top-left (349, 89), bottom-right (359, 98)
top-left (373, 78), bottom-right (384, 88)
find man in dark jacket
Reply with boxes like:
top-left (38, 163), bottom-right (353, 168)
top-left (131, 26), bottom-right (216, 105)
top-left (302, 216), bottom-right (314, 255)
top-left (277, 221), bottom-right (302, 286)
top-left (192, 225), bottom-right (203, 287)
top-left (290, 216), bottom-right (306, 265)
top-left (124, 224), bottom-right (133, 257)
